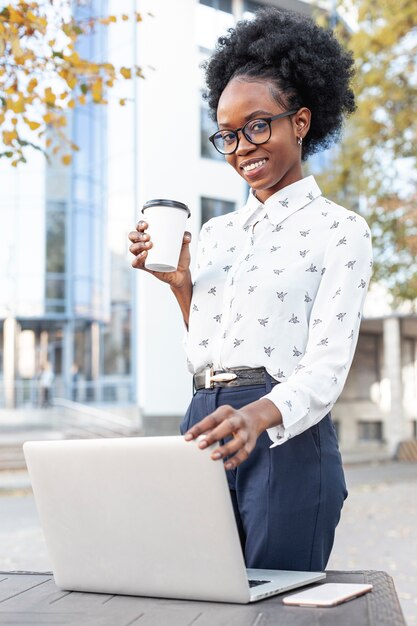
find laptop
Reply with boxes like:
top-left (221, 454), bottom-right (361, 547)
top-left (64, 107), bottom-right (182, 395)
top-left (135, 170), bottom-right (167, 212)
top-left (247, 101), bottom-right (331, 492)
top-left (23, 436), bottom-right (325, 603)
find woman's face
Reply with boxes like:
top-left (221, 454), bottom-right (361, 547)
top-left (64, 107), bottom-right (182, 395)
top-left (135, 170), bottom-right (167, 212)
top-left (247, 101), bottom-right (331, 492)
top-left (216, 78), bottom-right (310, 202)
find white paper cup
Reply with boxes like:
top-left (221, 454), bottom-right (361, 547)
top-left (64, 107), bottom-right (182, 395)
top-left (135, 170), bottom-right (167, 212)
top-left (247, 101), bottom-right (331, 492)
top-left (142, 199), bottom-right (191, 272)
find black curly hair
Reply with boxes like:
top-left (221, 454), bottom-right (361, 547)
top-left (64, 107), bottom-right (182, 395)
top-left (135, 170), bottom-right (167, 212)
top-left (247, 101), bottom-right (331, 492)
top-left (204, 7), bottom-right (356, 160)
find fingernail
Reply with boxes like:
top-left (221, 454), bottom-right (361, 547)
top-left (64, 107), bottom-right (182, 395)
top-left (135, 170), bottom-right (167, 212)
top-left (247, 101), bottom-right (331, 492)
top-left (225, 463), bottom-right (233, 470)
top-left (184, 433), bottom-right (193, 440)
top-left (199, 440), bottom-right (208, 449)
top-left (212, 451), bottom-right (221, 459)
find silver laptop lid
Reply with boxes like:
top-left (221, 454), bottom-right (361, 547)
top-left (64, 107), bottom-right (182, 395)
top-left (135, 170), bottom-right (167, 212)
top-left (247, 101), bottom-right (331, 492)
top-left (24, 436), bottom-right (251, 603)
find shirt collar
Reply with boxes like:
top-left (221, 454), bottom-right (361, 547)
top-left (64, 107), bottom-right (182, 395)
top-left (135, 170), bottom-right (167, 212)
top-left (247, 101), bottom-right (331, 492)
top-left (237, 175), bottom-right (322, 229)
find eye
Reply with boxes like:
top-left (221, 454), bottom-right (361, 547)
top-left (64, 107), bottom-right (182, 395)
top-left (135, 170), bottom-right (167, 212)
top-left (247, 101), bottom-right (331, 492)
top-left (248, 119), bottom-right (269, 134)
top-left (221, 131), bottom-right (237, 145)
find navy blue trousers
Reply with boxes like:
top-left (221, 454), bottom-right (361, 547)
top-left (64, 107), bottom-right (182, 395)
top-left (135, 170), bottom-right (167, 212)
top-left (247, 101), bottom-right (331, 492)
top-left (180, 377), bottom-right (347, 572)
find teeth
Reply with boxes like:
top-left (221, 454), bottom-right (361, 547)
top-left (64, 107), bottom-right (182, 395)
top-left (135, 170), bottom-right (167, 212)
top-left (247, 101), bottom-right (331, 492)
top-left (243, 159), bottom-right (266, 172)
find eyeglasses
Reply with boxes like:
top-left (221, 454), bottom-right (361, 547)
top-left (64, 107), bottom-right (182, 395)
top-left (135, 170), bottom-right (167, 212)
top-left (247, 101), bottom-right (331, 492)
top-left (209, 110), bottom-right (298, 155)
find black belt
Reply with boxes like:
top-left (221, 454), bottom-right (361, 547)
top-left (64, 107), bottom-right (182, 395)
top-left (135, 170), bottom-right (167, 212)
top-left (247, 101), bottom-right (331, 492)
top-left (194, 366), bottom-right (274, 390)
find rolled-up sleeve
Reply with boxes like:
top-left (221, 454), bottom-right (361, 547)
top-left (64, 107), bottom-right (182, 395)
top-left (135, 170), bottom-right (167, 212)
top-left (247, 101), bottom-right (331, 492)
top-left (264, 214), bottom-right (373, 446)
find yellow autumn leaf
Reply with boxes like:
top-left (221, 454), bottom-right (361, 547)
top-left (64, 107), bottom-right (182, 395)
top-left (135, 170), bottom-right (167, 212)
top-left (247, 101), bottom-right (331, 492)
top-left (44, 87), bottom-right (56, 106)
top-left (2, 129), bottom-right (18, 145)
top-left (27, 78), bottom-right (38, 93)
top-left (7, 95), bottom-right (25, 114)
top-left (91, 79), bottom-right (103, 103)
top-left (62, 154), bottom-right (72, 165)
top-left (120, 67), bottom-right (131, 79)
top-left (0, 37), bottom-right (5, 57)
top-left (23, 117), bottom-right (41, 131)
top-left (43, 112), bottom-right (53, 124)
top-left (68, 99), bottom-right (76, 109)
top-left (78, 94), bottom-right (86, 105)
top-left (66, 73), bottom-right (77, 89)
top-left (119, 98), bottom-right (126, 106)
top-left (11, 35), bottom-right (23, 58)
top-left (122, 14), bottom-right (129, 21)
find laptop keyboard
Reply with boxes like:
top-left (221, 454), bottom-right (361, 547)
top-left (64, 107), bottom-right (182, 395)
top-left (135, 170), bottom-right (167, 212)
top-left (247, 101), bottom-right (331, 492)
top-left (248, 579), bottom-right (271, 588)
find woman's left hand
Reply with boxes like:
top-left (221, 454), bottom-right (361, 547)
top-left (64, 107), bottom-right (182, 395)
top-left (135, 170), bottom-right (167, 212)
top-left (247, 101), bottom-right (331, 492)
top-left (184, 398), bottom-right (282, 469)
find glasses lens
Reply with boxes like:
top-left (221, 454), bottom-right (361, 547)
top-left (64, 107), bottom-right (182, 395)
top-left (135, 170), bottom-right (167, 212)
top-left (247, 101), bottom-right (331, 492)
top-left (213, 130), bottom-right (237, 154)
top-left (244, 119), bottom-right (271, 144)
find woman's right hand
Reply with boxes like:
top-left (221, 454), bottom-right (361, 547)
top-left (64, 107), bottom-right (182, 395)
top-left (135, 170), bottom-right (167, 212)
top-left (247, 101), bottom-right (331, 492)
top-left (128, 220), bottom-right (192, 290)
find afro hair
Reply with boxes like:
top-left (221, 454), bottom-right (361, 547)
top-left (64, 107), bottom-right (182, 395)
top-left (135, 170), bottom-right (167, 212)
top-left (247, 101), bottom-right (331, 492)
top-left (204, 7), bottom-right (356, 160)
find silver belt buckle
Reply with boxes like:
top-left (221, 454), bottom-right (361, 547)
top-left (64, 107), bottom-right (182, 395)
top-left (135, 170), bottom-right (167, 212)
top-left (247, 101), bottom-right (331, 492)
top-left (205, 367), bottom-right (238, 389)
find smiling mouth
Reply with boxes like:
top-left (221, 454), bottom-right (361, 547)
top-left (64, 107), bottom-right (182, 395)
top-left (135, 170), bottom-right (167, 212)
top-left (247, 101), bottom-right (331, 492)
top-left (242, 159), bottom-right (267, 173)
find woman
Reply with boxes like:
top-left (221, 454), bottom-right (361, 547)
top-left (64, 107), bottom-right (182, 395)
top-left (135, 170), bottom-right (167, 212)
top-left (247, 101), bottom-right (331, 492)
top-left (129, 8), bottom-right (373, 572)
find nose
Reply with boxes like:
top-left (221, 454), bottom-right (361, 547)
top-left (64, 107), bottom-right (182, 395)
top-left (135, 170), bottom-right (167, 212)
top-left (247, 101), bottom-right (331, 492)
top-left (235, 131), bottom-right (257, 156)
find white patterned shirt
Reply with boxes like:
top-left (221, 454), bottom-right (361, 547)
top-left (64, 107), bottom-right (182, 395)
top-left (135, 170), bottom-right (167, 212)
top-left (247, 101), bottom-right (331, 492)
top-left (185, 176), bottom-right (373, 446)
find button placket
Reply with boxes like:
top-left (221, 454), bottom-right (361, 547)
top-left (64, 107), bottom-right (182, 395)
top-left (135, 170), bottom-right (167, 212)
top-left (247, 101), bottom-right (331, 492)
top-left (212, 214), bottom-right (264, 369)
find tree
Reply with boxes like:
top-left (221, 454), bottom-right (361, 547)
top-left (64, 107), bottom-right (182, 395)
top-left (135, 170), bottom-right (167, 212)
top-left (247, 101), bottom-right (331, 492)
top-left (315, 0), bottom-right (417, 305)
top-left (0, 1), bottom-right (145, 166)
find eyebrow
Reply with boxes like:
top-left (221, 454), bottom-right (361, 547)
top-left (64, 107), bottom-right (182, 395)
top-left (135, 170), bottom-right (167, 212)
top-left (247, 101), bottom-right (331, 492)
top-left (218, 109), bottom-right (274, 129)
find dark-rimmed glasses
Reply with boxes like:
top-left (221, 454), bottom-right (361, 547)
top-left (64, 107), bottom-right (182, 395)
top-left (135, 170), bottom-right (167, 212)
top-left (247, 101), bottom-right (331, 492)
top-left (209, 110), bottom-right (298, 155)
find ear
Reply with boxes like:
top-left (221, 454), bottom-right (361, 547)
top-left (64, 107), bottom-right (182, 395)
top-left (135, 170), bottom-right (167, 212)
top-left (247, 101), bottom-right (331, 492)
top-left (292, 107), bottom-right (311, 140)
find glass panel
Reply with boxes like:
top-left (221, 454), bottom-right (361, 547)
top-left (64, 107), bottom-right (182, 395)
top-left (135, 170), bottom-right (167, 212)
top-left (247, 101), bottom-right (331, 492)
top-left (358, 421), bottom-right (383, 442)
top-left (200, 103), bottom-right (224, 161)
top-left (201, 197), bottom-right (235, 225)
top-left (341, 334), bottom-right (380, 401)
top-left (196, 2), bottom-right (234, 51)
top-left (243, 1), bottom-right (264, 18)
top-left (200, 0), bottom-right (232, 13)
top-left (46, 204), bottom-right (66, 274)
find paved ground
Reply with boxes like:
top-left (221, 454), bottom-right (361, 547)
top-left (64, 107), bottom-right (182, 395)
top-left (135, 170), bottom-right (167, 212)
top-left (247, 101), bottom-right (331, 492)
top-left (1, 460), bottom-right (416, 624)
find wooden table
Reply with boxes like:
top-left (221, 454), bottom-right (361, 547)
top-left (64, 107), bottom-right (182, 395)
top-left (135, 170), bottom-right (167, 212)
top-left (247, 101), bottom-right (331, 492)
top-left (0, 570), bottom-right (405, 625)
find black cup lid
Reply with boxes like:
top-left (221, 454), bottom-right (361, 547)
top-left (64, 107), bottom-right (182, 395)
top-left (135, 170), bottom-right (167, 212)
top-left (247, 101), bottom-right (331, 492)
top-left (142, 199), bottom-right (190, 217)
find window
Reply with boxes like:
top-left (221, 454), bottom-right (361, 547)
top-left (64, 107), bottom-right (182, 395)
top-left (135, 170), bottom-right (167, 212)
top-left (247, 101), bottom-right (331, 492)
top-left (196, 0), bottom-right (234, 52)
top-left (341, 333), bottom-right (381, 401)
top-left (358, 421), bottom-right (383, 442)
top-left (200, 100), bottom-right (223, 161)
top-left (243, 1), bottom-right (264, 18)
top-left (201, 197), bottom-right (235, 226)
top-left (200, 0), bottom-right (232, 12)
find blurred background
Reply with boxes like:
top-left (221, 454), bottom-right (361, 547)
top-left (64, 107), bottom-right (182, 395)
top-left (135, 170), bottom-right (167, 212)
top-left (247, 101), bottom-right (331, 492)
top-left (0, 0), bottom-right (416, 622)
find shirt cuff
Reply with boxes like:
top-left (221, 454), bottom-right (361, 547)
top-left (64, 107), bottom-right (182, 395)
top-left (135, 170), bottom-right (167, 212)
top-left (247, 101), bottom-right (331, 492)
top-left (264, 384), bottom-right (314, 447)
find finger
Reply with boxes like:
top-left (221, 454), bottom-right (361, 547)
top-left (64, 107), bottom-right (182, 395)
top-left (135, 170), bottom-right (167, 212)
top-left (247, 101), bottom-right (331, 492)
top-left (128, 231), bottom-right (151, 244)
top-left (200, 414), bottom-right (245, 449)
top-left (210, 430), bottom-right (249, 457)
top-left (223, 446), bottom-right (253, 470)
top-left (136, 220), bottom-right (148, 232)
top-left (131, 250), bottom-right (148, 268)
top-left (184, 413), bottom-right (226, 441)
top-left (184, 405), bottom-right (236, 442)
top-left (183, 231), bottom-right (192, 243)
top-left (129, 239), bottom-right (153, 256)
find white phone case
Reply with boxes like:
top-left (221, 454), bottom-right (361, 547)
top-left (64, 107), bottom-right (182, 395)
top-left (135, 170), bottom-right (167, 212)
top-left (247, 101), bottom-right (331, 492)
top-left (282, 582), bottom-right (373, 607)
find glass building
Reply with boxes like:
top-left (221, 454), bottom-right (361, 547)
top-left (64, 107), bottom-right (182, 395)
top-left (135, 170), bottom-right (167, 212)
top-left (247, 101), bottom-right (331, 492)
top-left (0, 0), bottom-right (134, 409)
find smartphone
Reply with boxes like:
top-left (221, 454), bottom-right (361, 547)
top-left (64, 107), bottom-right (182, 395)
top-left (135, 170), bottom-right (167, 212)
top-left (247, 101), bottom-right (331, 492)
top-left (282, 582), bottom-right (373, 607)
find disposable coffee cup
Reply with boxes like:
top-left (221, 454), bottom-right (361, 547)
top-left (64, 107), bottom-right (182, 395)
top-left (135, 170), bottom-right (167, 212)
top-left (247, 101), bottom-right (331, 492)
top-left (141, 199), bottom-right (191, 272)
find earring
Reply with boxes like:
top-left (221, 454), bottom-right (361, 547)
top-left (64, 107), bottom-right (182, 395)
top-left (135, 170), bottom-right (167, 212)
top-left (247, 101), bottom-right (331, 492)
top-left (297, 137), bottom-right (303, 146)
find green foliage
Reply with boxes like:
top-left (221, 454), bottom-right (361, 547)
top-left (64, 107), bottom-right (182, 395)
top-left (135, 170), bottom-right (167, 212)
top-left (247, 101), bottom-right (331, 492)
top-left (315, 0), bottom-right (417, 304)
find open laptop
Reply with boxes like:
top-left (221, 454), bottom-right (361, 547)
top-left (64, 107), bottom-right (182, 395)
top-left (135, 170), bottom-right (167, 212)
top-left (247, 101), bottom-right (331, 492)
top-left (23, 436), bottom-right (325, 603)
